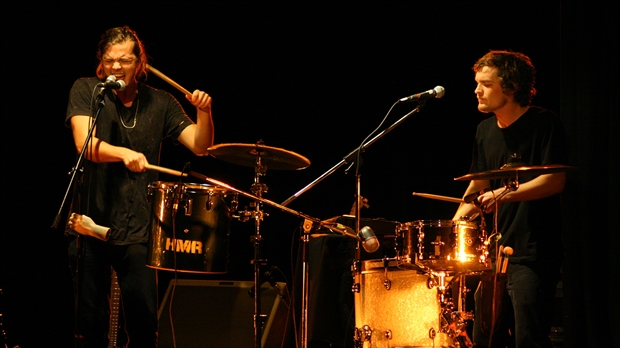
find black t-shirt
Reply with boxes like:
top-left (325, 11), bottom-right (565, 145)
top-left (470, 106), bottom-right (568, 266)
top-left (65, 77), bottom-right (193, 245)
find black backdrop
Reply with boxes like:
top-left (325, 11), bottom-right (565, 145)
top-left (1, 1), bottom-right (618, 347)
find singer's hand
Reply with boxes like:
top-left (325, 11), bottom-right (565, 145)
top-left (122, 149), bottom-right (148, 172)
top-left (68, 213), bottom-right (110, 241)
top-left (187, 90), bottom-right (212, 113)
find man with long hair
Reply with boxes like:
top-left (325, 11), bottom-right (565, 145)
top-left (65, 26), bottom-right (215, 347)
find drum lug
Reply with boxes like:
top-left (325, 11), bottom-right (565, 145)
top-left (382, 259), bottom-right (392, 290)
top-left (351, 259), bottom-right (361, 273)
top-left (184, 198), bottom-right (193, 216)
top-left (427, 277), bottom-right (436, 289)
top-left (383, 279), bottom-right (392, 290)
top-left (206, 192), bottom-right (214, 211)
top-left (428, 327), bottom-right (437, 339)
top-left (351, 282), bottom-right (360, 293)
top-left (384, 329), bottom-right (392, 341)
top-left (358, 325), bottom-right (372, 342)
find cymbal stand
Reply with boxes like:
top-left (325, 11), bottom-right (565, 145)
top-left (232, 154), bottom-right (270, 348)
top-left (248, 155), bottom-right (268, 348)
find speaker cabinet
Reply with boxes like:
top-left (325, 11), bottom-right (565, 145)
top-left (158, 279), bottom-right (288, 348)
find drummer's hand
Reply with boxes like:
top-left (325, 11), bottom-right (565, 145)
top-left (68, 213), bottom-right (110, 241)
top-left (122, 149), bottom-right (148, 172)
top-left (187, 90), bottom-right (212, 113)
top-left (478, 190), bottom-right (500, 213)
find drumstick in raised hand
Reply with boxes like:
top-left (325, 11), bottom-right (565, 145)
top-left (146, 64), bottom-right (192, 96)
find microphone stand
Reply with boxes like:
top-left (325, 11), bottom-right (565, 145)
top-left (280, 100), bottom-right (427, 348)
top-left (51, 84), bottom-right (109, 348)
top-left (281, 103), bottom-right (424, 207)
top-left (52, 85), bottom-right (108, 229)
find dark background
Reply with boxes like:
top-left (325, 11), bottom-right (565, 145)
top-left (1, 1), bottom-right (618, 347)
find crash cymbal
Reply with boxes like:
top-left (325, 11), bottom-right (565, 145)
top-left (454, 164), bottom-right (576, 181)
top-left (207, 143), bottom-right (311, 170)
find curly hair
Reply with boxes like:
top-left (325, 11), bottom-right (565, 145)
top-left (95, 26), bottom-right (148, 81)
top-left (473, 50), bottom-right (536, 107)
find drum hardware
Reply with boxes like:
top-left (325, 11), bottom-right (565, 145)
top-left (382, 258), bottom-right (392, 290)
top-left (453, 163), bottom-right (577, 181)
top-left (354, 325), bottom-right (373, 345)
top-left (207, 141), bottom-right (311, 171)
top-left (146, 181), bottom-right (234, 274)
top-left (202, 141), bottom-right (357, 348)
top-left (430, 273), bottom-right (474, 347)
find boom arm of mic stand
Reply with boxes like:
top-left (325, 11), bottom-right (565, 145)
top-left (280, 105), bottom-right (422, 207)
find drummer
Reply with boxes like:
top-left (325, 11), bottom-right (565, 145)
top-left (453, 50), bottom-right (567, 348)
top-left (64, 26), bottom-right (214, 348)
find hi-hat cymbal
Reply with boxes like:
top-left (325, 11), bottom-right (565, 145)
top-left (207, 143), bottom-right (311, 170)
top-left (454, 164), bottom-right (576, 181)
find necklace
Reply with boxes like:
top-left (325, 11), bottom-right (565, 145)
top-left (116, 90), bottom-right (139, 129)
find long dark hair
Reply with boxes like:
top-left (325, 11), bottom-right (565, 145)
top-left (95, 26), bottom-right (148, 81)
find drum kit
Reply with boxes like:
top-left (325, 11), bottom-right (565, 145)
top-left (140, 135), bottom-right (573, 348)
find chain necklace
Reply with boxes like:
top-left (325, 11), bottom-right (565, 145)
top-left (116, 90), bottom-right (139, 129)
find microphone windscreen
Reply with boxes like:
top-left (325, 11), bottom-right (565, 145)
top-left (360, 226), bottom-right (380, 253)
top-left (362, 236), bottom-right (380, 253)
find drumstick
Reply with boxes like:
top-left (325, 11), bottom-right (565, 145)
top-left (412, 192), bottom-right (464, 203)
top-left (145, 164), bottom-right (188, 177)
top-left (496, 245), bottom-right (504, 274)
top-left (501, 246), bottom-right (513, 273)
top-left (146, 64), bottom-right (192, 96)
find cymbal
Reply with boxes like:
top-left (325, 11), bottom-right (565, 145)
top-left (454, 164), bottom-right (576, 181)
top-left (207, 143), bottom-right (311, 170)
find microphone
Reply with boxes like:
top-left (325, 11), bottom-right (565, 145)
top-left (101, 75), bottom-right (126, 91)
top-left (398, 86), bottom-right (445, 103)
top-left (359, 226), bottom-right (380, 253)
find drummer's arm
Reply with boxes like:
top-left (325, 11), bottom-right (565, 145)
top-left (71, 115), bottom-right (148, 172)
top-left (177, 90), bottom-right (214, 155)
top-left (453, 179), bottom-right (490, 220)
top-left (477, 173), bottom-right (566, 211)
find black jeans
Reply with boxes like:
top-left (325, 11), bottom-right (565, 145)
top-left (472, 263), bottom-right (560, 348)
top-left (68, 235), bottom-right (158, 348)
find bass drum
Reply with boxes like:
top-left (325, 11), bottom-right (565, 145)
top-left (146, 181), bottom-right (236, 274)
top-left (354, 259), bottom-right (453, 348)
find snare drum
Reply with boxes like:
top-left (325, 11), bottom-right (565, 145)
top-left (146, 181), bottom-right (236, 274)
top-left (354, 259), bottom-right (453, 347)
top-left (396, 219), bottom-right (489, 272)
